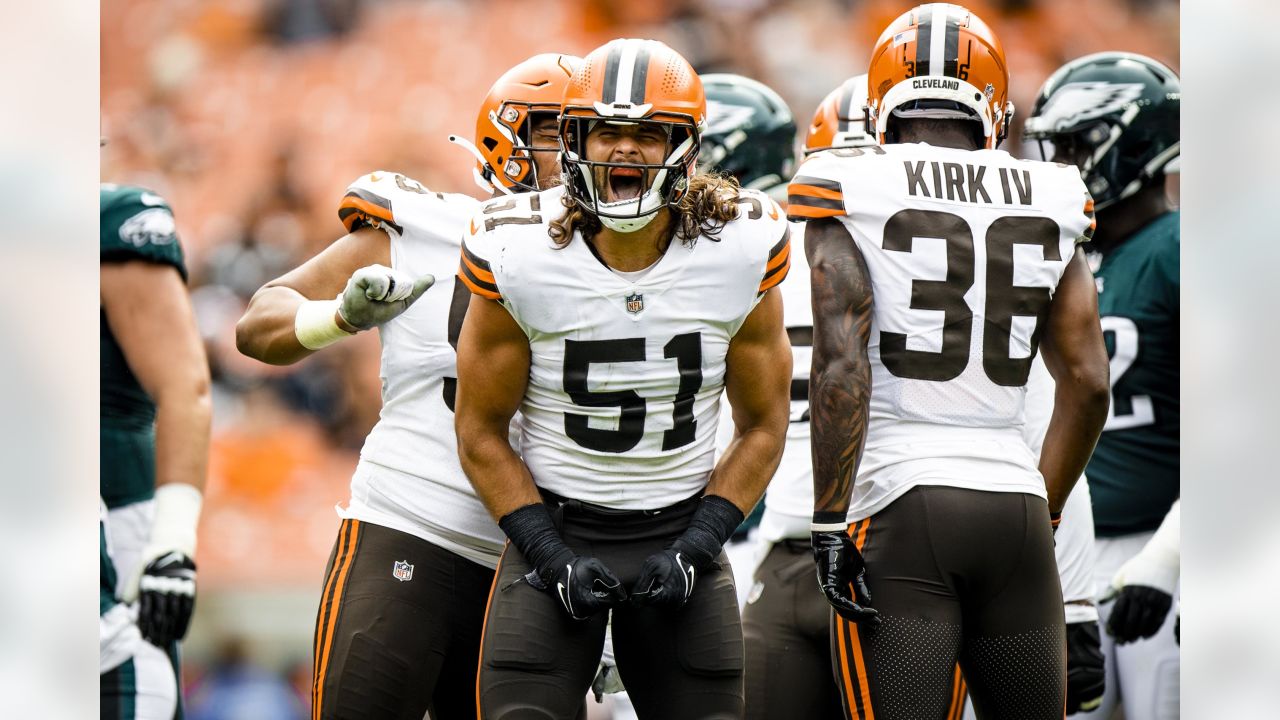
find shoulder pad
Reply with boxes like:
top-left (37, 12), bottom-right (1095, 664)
top-left (722, 188), bottom-right (791, 295)
top-left (100, 184), bottom-right (186, 278)
top-left (338, 171), bottom-right (450, 234)
top-left (471, 188), bottom-right (550, 235)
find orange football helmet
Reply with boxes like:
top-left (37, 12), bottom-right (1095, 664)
top-left (865, 3), bottom-right (1013, 148)
top-left (451, 53), bottom-right (581, 194)
top-left (559, 38), bottom-right (706, 232)
top-left (804, 74), bottom-right (875, 155)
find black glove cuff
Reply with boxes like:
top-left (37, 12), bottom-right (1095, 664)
top-left (671, 495), bottom-right (745, 571)
top-left (498, 503), bottom-right (574, 578)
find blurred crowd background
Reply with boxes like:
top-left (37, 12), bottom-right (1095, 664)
top-left (101, 0), bottom-right (1178, 715)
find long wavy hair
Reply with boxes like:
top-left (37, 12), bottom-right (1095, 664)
top-left (548, 173), bottom-right (742, 248)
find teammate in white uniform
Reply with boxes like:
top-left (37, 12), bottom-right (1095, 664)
top-left (797, 6), bottom-right (1111, 719)
top-left (235, 53), bottom-right (580, 720)
top-left (454, 39), bottom-right (792, 720)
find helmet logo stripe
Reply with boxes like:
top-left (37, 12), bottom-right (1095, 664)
top-left (915, 13), bottom-right (933, 76)
top-left (943, 14), bottom-right (961, 78)
top-left (928, 5), bottom-right (949, 78)
top-left (837, 83), bottom-right (856, 133)
top-left (629, 46), bottom-right (651, 105)
top-left (603, 45), bottom-right (624, 104)
top-left (612, 42), bottom-right (642, 105)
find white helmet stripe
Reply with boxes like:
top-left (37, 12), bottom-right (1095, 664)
top-left (929, 5), bottom-right (949, 80)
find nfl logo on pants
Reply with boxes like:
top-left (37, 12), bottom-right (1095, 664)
top-left (393, 560), bottom-right (414, 582)
top-left (625, 293), bottom-right (644, 315)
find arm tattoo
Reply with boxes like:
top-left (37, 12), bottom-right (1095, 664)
top-left (807, 219), bottom-right (874, 520)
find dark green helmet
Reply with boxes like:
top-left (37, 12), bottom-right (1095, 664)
top-left (697, 74), bottom-right (797, 200)
top-left (1024, 52), bottom-right (1179, 210)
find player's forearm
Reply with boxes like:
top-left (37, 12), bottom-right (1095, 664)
top-left (235, 285), bottom-right (323, 365)
top-left (152, 378), bottom-right (212, 494)
top-left (707, 423), bottom-right (786, 514)
top-left (810, 354), bottom-right (870, 520)
top-left (806, 220), bottom-right (874, 523)
top-left (457, 426), bottom-right (542, 521)
top-left (1040, 381), bottom-right (1109, 513)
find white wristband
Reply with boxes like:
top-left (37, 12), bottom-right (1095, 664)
top-left (295, 298), bottom-right (354, 350)
top-left (150, 483), bottom-right (203, 558)
top-left (811, 521), bottom-right (849, 533)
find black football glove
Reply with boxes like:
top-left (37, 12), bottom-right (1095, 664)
top-left (812, 529), bottom-right (880, 626)
top-left (632, 549), bottom-right (697, 608)
top-left (500, 503), bottom-right (626, 621)
top-left (136, 551), bottom-right (197, 647)
top-left (632, 496), bottom-right (743, 609)
top-left (1105, 585), bottom-right (1173, 645)
top-left (1065, 620), bottom-right (1105, 715)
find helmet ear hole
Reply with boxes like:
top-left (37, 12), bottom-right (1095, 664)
top-left (482, 137), bottom-right (499, 152)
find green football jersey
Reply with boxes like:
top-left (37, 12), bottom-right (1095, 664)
top-left (100, 184), bottom-right (187, 509)
top-left (1086, 211), bottom-right (1179, 537)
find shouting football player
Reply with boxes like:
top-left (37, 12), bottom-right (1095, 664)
top-left (454, 38), bottom-right (792, 720)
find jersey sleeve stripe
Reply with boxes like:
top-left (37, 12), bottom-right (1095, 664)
top-left (460, 244), bottom-right (497, 285)
top-left (787, 176), bottom-right (847, 220)
top-left (461, 241), bottom-right (495, 275)
top-left (789, 184), bottom-right (845, 202)
top-left (758, 227), bottom-right (792, 293)
top-left (338, 190), bottom-right (402, 234)
top-left (457, 249), bottom-right (502, 300)
top-left (787, 202), bottom-right (846, 221)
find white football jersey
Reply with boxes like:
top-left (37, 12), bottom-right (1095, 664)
top-left (461, 185), bottom-right (791, 510)
top-left (715, 222), bottom-right (814, 542)
top-left (790, 143), bottom-right (1095, 521)
top-left (333, 171), bottom-right (505, 568)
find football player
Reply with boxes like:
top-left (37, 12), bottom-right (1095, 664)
top-left (101, 181), bottom-right (211, 718)
top-left (454, 38), bottom-right (792, 720)
top-left (1024, 51), bottom-right (1181, 720)
top-left (234, 53), bottom-right (580, 720)
top-left (793, 5), bottom-right (1111, 719)
top-left (101, 500), bottom-right (180, 720)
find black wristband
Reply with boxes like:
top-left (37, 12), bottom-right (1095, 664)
top-left (671, 495), bottom-right (745, 571)
top-left (498, 503), bottom-right (574, 578)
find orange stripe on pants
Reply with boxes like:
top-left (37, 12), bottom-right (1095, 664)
top-left (848, 519), bottom-right (875, 719)
top-left (311, 520), bottom-right (351, 720)
top-left (312, 519), bottom-right (361, 720)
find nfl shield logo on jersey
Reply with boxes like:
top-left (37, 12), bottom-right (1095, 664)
top-left (625, 292), bottom-right (644, 315)
top-left (392, 560), bottom-right (414, 582)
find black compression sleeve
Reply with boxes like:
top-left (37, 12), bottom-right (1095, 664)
top-left (671, 495), bottom-right (746, 570)
top-left (498, 503), bottom-right (574, 579)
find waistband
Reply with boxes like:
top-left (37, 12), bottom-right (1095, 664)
top-left (539, 487), bottom-right (703, 520)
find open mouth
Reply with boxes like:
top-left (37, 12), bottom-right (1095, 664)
top-left (607, 166), bottom-right (644, 202)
